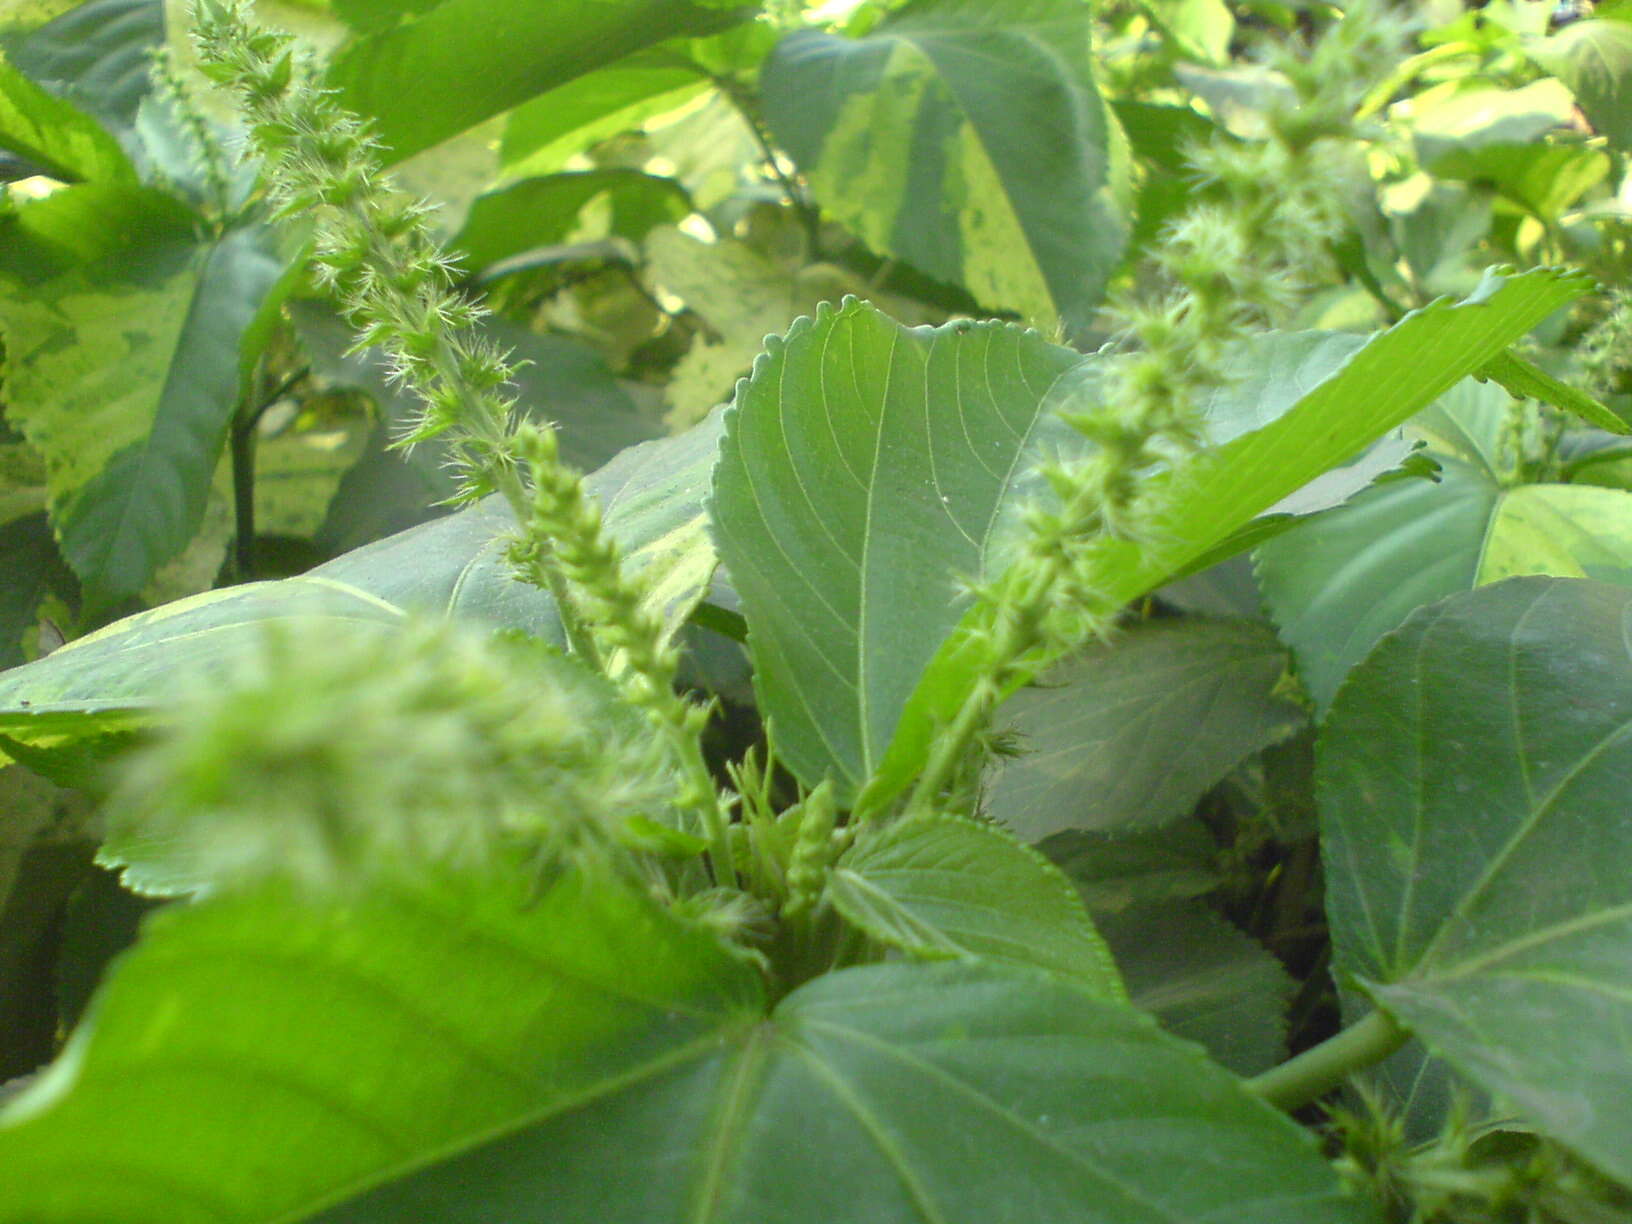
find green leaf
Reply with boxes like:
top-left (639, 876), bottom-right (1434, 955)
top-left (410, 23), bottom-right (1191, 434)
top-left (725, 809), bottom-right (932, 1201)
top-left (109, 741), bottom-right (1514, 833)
top-left (1098, 901), bottom-right (1294, 1077)
top-left (985, 619), bottom-right (1306, 841)
top-left (1039, 821), bottom-right (1223, 914)
top-left (870, 267), bottom-right (1592, 809)
top-left (4, 0), bottom-right (162, 135)
top-left (1477, 348), bottom-right (1629, 435)
top-left (760, 0), bottom-right (1129, 331)
top-left (1532, 18), bottom-right (1632, 150)
top-left (4, 900), bottom-right (1367, 1224)
top-left (1433, 143), bottom-right (1612, 221)
top-left (709, 298), bottom-right (1084, 796)
top-left (0, 414), bottom-right (723, 725)
top-left (1320, 576), bottom-right (1632, 1184)
top-left (326, 0), bottom-right (753, 163)
top-left (453, 169), bottom-right (689, 270)
top-left (499, 51), bottom-right (711, 177)
top-left (1258, 381), bottom-right (1632, 712)
top-left (1410, 80), bottom-right (1578, 166)
top-left (0, 54), bottom-right (133, 182)
top-left (829, 812), bottom-right (1125, 999)
top-left (0, 211), bottom-right (285, 610)
top-left (0, 869), bottom-right (764, 1223)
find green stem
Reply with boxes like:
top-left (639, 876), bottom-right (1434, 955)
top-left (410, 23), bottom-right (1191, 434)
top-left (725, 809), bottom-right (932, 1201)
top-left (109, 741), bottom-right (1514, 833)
top-left (1245, 1008), bottom-right (1410, 1111)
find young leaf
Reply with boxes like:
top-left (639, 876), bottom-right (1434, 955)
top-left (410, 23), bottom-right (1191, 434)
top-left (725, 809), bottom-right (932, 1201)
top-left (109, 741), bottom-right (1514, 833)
top-left (326, 0), bottom-right (753, 163)
top-left (985, 618), bottom-right (1306, 841)
top-left (828, 812), bottom-right (1126, 999)
top-left (1320, 576), bottom-right (1632, 1185)
top-left (709, 298), bottom-right (1084, 798)
top-left (760, 0), bottom-right (1129, 331)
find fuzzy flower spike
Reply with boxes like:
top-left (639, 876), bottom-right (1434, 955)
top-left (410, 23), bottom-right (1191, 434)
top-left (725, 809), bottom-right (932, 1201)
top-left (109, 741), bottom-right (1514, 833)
top-left (190, 1), bottom-right (735, 883)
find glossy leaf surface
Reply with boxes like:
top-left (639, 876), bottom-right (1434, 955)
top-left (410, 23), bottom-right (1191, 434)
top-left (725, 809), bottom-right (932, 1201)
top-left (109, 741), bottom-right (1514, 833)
top-left (829, 812), bottom-right (1125, 998)
top-left (761, 0), bottom-right (1128, 330)
top-left (1320, 577), bottom-right (1632, 1184)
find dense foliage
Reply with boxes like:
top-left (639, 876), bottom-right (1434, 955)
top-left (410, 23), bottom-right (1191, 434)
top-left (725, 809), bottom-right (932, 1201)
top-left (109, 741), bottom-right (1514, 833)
top-left (3, 0), bottom-right (1632, 1220)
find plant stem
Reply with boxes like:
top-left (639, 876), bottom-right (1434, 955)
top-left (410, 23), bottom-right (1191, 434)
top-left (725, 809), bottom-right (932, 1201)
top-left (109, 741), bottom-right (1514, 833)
top-left (1245, 1008), bottom-right (1410, 1111)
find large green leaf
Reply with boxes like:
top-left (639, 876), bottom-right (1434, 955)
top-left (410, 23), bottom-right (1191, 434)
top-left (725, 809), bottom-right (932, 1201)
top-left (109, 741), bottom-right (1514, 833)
top-left (0, 876), bottom-right (1371, 1223)
top-left (868, 267), bottom-right (1591, 809)
top-left (985, 618), bottom-right (1305, 841)
top-left (1258, 382), bottom-right (1632, 713)
top-left (326, 0), bottom-right (752, 163)
top-left (828, 812), bottom-right (1125, 999)
top-left (760, 0), bottom-right (1128, 331)
top-left (0, 211), bottom-right (284, 611)
top-left (709, 298), bottom-right (1084, 796)
top-left (0, 869), bottom-right (762, 1223)
top-left (1320, 576), bottom-right (1632, 1185)
top-left (0, 54), bottom-right (133, 182)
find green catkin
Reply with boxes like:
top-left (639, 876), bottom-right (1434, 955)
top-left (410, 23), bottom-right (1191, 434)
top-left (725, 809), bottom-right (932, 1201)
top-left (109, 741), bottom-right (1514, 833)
top-left (782, 780), bottom-right (837, 921)
top-left (190, 1), bottom-right (735, 879)
top-left (148, 46), bottom-right (235, 220)
top-left (897, 2), bottom-right (1407, 819)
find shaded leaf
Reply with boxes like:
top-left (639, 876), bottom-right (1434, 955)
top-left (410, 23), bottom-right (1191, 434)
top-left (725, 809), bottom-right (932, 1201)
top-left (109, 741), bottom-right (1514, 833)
top-left (0, 511), bottom-right (73, 668)
top-left (986, 619), bottom-right (1306, 841)
top-left (829, 812), bottom-right (1125, 998)
top-left (1039, 820), bottom-right (1222, 914)
top-left (327, 0), bottom-right (752, 163)
top-left (1320, 576), bottom-right (1632, 1184)
top-left (761, 0), bottom-right (1129, 330)
top-left (1099, 901), bottom-right (1294, 1077)
top-left (4, 0), bottom-right (162, 135)
top-left (454, 169), bottom-right (689, 269)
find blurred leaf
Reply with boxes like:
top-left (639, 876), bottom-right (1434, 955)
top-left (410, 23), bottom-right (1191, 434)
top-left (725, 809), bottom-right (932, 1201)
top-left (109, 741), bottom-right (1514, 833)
top-left (0, 55), bottom-right (134, 183)
top-left (1409, 80), bottom-right (1576, 165)
top-left (761, 0), bottom-right (1129, 331)
top-left (454, 169), bottom-right (689, 270)
top-left (327, 0), bottom-right (752, 163)
top-left (1532, 18), bottom-right (1632, 150)
top-left (830, 812), bottom-right (1126, 999)
top-left (4, 0), bottom-right (162, 134)
top-left (1432, 142), bottom-right (1611, 220)
top-left (1320, 577), bottom-right (1632, 1185)
top-left (986, 619), bottom-right (1305, 841)
top-left (0, 512), bottom-right (73, 668)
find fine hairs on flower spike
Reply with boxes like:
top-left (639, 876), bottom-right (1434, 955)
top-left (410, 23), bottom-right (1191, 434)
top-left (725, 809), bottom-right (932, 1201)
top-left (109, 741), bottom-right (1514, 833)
top-left (190, 0), bottom-right (736, 881)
